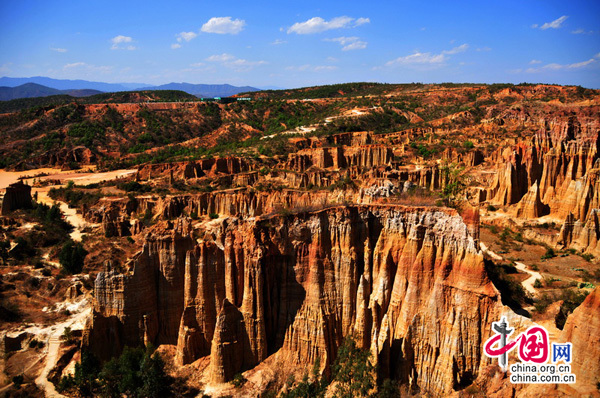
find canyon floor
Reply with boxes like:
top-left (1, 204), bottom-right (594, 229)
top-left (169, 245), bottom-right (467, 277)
top-left (0, 83), bottom-right (599, 397)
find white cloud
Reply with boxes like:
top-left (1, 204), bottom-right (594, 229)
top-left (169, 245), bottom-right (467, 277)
top-left (476, 47), bottom-right (491, 52)
top-left (287, 16), bottom-right (369, 34)
top-left (442, 43), bottom-right (469, 55)
top-left (206, 53), bottom-right (266, 71)
top-left (176, 31), bottom-right (198, 42)
top-left (354, 17), bottom-right (370, 27)
top-left (529, 59), bottom-right (542, 65)
top-left (111, 35), bottom-right (136, 50)
top-left (314, 65), bottom-right (338, 71)
top-left (201, 17), bottom-right (245, 34)
top-left (171, 43), bottom-right (182, 49)
top-left (271, 39), bottom-right (287, 45)
top-left (386, 52), bottom-right (446, 66)
top-left (526, 57), bottom-right (597, 72)
top-left (325, 36), bottom-right (367, 51)
top-left (51, 47), bottom-right (67, 53)
top-left (286, 64), bottom-right (338, 72)
top-left (206, 53), bottom-right (236, 62)
top-left (64, 62), bottom-right (86, 69)
top-left (385, 43), bottom-right (468, 67)
top-left (571, 28), bottom-right (595, 35)
top-left (538, 15), bottom-right (568, 30)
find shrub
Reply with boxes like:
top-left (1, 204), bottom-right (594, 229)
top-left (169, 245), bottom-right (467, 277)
top-left (555, 289), bottom-right (590, 330)
top-left (60, 347), bottom-right (172, 397)
top-left (62, 327), bottom-right (75, 344)
top-left (331, 337), bottom-right (375, 398)
top-left (534, 279), bottom-right (543, 289)
top-left (59, 240), bottom-right (88, 274)
top-left (541, 248), bottom-right (556, 260)
top-left (231, 373), bottom-right (247, 388)
top-left (209, 213), bottom-right (219, 219)
top-left (534, 293), bottom-right (554, 313)
top-left (463, 140), bottom-right (474, 149)
top-left (12, 374), bottom-right (24, 387)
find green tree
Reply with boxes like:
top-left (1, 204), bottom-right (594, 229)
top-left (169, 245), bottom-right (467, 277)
top-left (441, 162), bottom-right (466, 207)
top-left (73, 351), bottom-right (101, 397)
top-left (59, 240), bottom-right (88, 274)
top-left (331, 337), bottom-right (376, 398)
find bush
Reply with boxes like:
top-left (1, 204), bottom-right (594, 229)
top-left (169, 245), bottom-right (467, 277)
top-left (59, 240), bottom-right (88, 274)
top-left (209, 212), bottom-right (219, 219)
top-left (231, 373), bottom-right (247, 388)
top-left (534, 293), bottom-right (554, 313)
top-left (62, 326), bottom-right (75, 344)
top-left (541, 248), bottom-right (556, 260)
top-left (485, 260), bottom-right (532, 314)
top-left (534, 279), bottom-right (543, 289)
top-left (331, 337), bottom-right (376, 398)
top-left (555, 289), bottom-right (590, 330)
top-left (463, 140), bottom-right (474, 149)
top-left (12, 374), bottom-right (24, 387)
top-left (60, 347), bottom-right (172, 397)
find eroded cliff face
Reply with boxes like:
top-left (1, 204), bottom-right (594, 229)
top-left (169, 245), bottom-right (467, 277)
top-left (85, 205), bottom-right (512, 395)
top-left (487, 107), bottom-right (600, 255)
top-left (558, 287), bottom-right (600, 397)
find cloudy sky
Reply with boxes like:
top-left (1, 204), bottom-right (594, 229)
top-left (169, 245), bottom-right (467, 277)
top-left (1, 0), bottom-right (599, 88)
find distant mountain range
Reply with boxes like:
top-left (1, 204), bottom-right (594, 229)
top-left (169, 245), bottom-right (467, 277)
top-left (138, 82), bottom-right (260, 98)
top-left (0, 83), bottom-right (102, 101)
top-left (0, 76), bottom-right (146, 92)
top-left (0, 76), bottom-right (261, 101)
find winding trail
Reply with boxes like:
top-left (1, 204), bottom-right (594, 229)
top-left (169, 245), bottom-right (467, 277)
top-left (514, 262), bottom-right (543, 295)
top-left (480, 242), bottom-right (541, 295)
top-left (33, 306), bottom-right (91, 397)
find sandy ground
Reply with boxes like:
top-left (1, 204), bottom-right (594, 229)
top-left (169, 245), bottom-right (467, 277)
top-left (0, 167), bottom-right (135, 241)
top-left (0, 167), bottom-right (136, 189)
top-left (33, 300), bottom-right (91, 398)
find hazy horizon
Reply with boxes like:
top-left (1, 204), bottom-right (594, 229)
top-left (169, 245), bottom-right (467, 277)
top-left (1, 0), bottom-right (599, 89)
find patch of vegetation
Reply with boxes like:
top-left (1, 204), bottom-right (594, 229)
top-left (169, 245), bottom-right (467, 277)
top-left (331, 337), bottom-right (376, 397)
top-left (0, 299), bottom-right (22, 322)
top-left (231, 373), bottom-right (247, 388)
top-left (282, 337), bottom-right (378, 398)
top-left (541, 247), bottom-right (556, 260)
top-left (59, 240), bottom-right (88, 274)
top-left (485, 259), bottom-right (532, 316)
top-left (555, 289), bottom-right (590, 330)
top-left (117, 180), bottom-right (152, 193)
top-left (244, 82), bottom-right (400, 100)
top-left (58, 346), bottom-right (172, 397)
top-left (48, 185), bottom-right (103, 208)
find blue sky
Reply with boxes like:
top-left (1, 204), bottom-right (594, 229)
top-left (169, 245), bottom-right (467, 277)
top-left (1, 0), bottom-right (599, 88)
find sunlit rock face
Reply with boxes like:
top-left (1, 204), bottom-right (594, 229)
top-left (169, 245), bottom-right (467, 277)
top-left (83, 205), bottom-right (513, 395)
